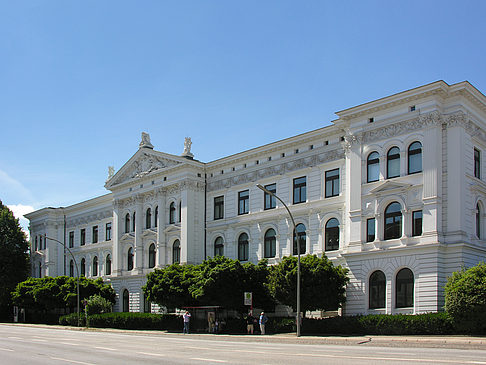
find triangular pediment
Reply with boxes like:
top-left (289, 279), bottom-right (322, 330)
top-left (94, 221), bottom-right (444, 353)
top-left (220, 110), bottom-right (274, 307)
top-left (369, 180), bottom-right (412, 195)
top-left (105, 149), bottom-right (184, 189)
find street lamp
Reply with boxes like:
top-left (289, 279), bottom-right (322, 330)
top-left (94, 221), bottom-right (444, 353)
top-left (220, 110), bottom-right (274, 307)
top-left (44, 235), bottom-right (81, 327)
top-left (256, 184), bottom-right (302, 337)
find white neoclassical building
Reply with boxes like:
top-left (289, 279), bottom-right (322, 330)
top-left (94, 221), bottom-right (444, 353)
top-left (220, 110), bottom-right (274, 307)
top-left (26, 80), bottom-right (486, 315)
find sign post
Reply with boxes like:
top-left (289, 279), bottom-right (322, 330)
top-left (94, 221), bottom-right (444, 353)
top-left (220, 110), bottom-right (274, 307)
top-left (244, 292), bottom-right (253, 312)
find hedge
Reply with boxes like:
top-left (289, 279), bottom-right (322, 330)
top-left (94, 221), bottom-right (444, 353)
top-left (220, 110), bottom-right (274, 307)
top-left (302, 313), bottom-right (455, 335)
top-left (59, 312), bottom-right (181, 331)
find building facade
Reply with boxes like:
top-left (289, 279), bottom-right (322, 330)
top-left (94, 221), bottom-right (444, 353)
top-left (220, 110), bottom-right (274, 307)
top-left (26, 80), bottom-right (486, 315)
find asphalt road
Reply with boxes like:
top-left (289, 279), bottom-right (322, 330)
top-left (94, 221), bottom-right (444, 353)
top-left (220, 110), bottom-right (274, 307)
top-left (1, 324), bottom-right (486, 365)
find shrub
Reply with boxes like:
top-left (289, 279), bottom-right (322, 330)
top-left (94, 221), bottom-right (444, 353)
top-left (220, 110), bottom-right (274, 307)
top-left (59, 313), bottom-right (86, 327)
top-left (85, 295), bottom-right (112, 315)
top-left (445, 263), bottom-right (486, 334)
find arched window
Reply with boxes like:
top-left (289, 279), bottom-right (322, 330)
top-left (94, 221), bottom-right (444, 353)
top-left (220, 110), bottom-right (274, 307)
top-left (125, 213), bottom-right (130, 234)
top-left (367, 151), bottom-right (380, 182)
top-left (154, 206), bottom-right (158, 227)
top-left (105, 254), bottom-right (112, 275)
top-left (384, 202), bottom-right (402, 240)
top-left (408, 141), bottom-right (422, 174)
top-left (238, 233), bottom-right (249, 261)
top-left (293, 223), bottom-right (306, 255)
top-left (146, 208), bottom-right (152, 229)
top-left (80, 258), bottom-right (86, 276)
top-left (214, 236), bottom-right (224, 256)
top-left (178, 201), bottom-right (182, 222)
top-left (148, 243), bottom-right (156, 268)
top-left (396, 268), bottom-right (414, 308)
top-left (476, 203), bottom-right (481, 239)
top-left (92, 256), bottom-right (98, 276)
top-left (264, 229), bottom-right (276, 258)
top-left (172, 240), bottom-right (180, 264)
top-left (169, 202), bottom-right (176, 224)
top-left (325, 218), bottom-right (339, 251)
top-left (369, 270), bottom-right (386, 309)
top-left (69, 260), bottom-right (74, 277)
top-left (132, 212), bottom-right (136, 232)
top-left (122, 289), bottom-right (129, 312)
top-left (127, 247), bottom-right (134, 271)
top-left (387, 147), bottom-right (400, 178)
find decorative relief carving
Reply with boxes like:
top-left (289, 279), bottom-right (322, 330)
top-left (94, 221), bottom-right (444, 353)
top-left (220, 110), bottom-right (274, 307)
top-left (111, 152), bottom-right (181, 186)
top-left (207, 148), bottom-right (344, 192)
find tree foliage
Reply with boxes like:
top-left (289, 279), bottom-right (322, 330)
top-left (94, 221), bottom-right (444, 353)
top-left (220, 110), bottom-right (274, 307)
top-left (143, 263), bottom-right (199, 310)
top-left (11, 276), bottom-right (116, 313)
top-left (143, 256), bottom-right (275, 312)
top-left (445, 263), bottom-right (486, 334)
top-left (85, 294), bottom-right (113, 315)
top-left (268, 254), bottom-right (349, 314)
top-left (0, 201), bottom-right (29, 318)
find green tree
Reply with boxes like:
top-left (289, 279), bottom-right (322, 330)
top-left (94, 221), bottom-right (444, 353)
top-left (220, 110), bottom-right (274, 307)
top-left (190, 256), bottom-right (247, 310)
top-left (143, 263), bottom-right (198, 310)
top-left (268, 254), bottom-right (349, 315)
top-left (85, 294), bottom-right (113, 315)
top-left (241, 259), bottom-right (275, 311)
top-left (445, 262), bottom-right (486, 334)
top-left (11, 276), bottom-right (115, 314)
top-left (0, 201), bottom-right (29, 320)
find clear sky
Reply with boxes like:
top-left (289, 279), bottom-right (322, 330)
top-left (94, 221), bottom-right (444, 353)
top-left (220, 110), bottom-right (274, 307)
top-left (1, 0), bottom-right (486, 233)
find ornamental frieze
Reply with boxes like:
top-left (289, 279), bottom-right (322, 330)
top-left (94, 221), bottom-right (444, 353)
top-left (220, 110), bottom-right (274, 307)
top-left (207, 148), bottom-right (344, 192)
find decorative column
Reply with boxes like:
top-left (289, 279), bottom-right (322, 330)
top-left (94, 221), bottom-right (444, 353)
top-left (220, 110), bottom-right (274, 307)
top-left (134, 195), bottom-right (144, 272)
top-left (156, 188), bottom-right (167, 267)
top-left (113, 199), bottom-right (123, 275)
top-left (343, 133), bottom-right (363, 252)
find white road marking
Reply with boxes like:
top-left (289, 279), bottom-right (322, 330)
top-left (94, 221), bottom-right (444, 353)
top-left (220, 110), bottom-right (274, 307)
top-left (50, 357), bottom-right (96, 365)
top-left (191, 357), bottom-right (228, 363)
top-left (32, 339), bottom-right (47, 342)
top-left (0, 347), bottom-right (14, 352)
top-left (60, 342), bottom-right (80, 346)
top-left (185, 346), bottom-right (211, 350)
top-left (94, 346), bottom-right (116, 351)
top-left (137, 351), bottom-right (165, 357)
top-left (7, 337), bottom-right (22, 340)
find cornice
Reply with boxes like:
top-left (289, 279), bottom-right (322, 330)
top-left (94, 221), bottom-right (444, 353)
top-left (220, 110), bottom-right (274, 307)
top-left (66, 209), bottom-right (113, 228)
top-left (207, 148), bottom-right (344, 192)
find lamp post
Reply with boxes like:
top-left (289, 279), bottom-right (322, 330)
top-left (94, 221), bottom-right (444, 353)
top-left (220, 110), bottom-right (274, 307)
top-left (44, 235), bottom-right (81, 327)
top-left (256, 184), bottom-right (301, 337)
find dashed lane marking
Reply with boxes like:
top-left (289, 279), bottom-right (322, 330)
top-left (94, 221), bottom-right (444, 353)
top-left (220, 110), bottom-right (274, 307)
top-left (50, 357), bottom-right (96, 365)
top-left (94, 346), bottom-right (116, 351)
top-left (137, 352), bottom-right (165, 357)
top-left (190, 357), bottom-right (228, 363)
top-left (0, 348), bottom-right (13, 352)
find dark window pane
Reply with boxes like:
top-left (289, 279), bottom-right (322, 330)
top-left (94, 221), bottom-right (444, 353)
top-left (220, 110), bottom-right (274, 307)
top-left (325, 169), bottom-right (340, 198)
top-left (264, 183), bottom-right (276, 210)
top-left (293, 223), bottom-right (306, 255)
top-left (238, 190), bottom-right (249, 215)
top-left (214, 237), bottom-right (224, 256)
top-left (366, 218), bottom-right (375, 242)
top-left (293, 177), bottom-right (306, 204)
top-left (149, 243), bottom-right (156, 268)
top-left (325, 218), bottom-right (339, 251)
top-left (408, 142), bottom-right (422, 174)
top-left (173, 240), bottom-right (180, 264)
top-left (475, 148), bottom-right (481, 179)
top-left (214, 196), bottom-right (224, 220)
top-left (369, 270), bottom-right (386, 309)
top-left (238, 233), bottom-right (249, 261)
top-left (412, 210), bottom-right (422, 236)
top-left (387, 147), bottom-right (400, 178)
top-left (384, 202), bottom-right (402, 240)
top-left (264, 229), bottom-right (276, 258)
top-left (396, 268), bottom-right (414, 308)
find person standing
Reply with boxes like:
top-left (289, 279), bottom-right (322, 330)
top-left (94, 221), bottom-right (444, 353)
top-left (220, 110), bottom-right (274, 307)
top-left (246, 312), bottom-right (254, 334)
top-left (259, 312), bottom-right (268, 335)
top-left (183, 311), bottom-right (191, 334)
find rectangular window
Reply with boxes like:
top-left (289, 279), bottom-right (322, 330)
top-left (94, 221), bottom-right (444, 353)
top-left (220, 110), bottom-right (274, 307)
top-left (293, 176), bottom-right (306, 204)
top-left (366, 218), bottom-right (375, 242)
top-left (264, 183), bottom-right (276, 210)
top-left (325, 168), bottom-right (340, 198)
top-left (412, 210), bottom-right (423, 236)
top-left (80, 229), bottom-right (86, 246)
top-left (106, 222), bottom-right (112, 241)
top-left (474, 148), bottom-right (481, 179)
top-left (238, 190), bottom-right (249, 215)
top-left (92, 226), bottom-right (98, 243)
top-left (69, 231), bottom-right (74, 248)
top-left (214, 196), bottom-right (224, 220)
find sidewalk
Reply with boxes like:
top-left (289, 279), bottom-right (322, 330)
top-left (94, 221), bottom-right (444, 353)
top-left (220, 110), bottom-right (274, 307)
top-left (3, 323), bottom-right (486, 350)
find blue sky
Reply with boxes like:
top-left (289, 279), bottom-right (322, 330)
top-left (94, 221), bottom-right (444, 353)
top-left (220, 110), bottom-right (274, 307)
top-left (1, 0), bottom-right (486, 232)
